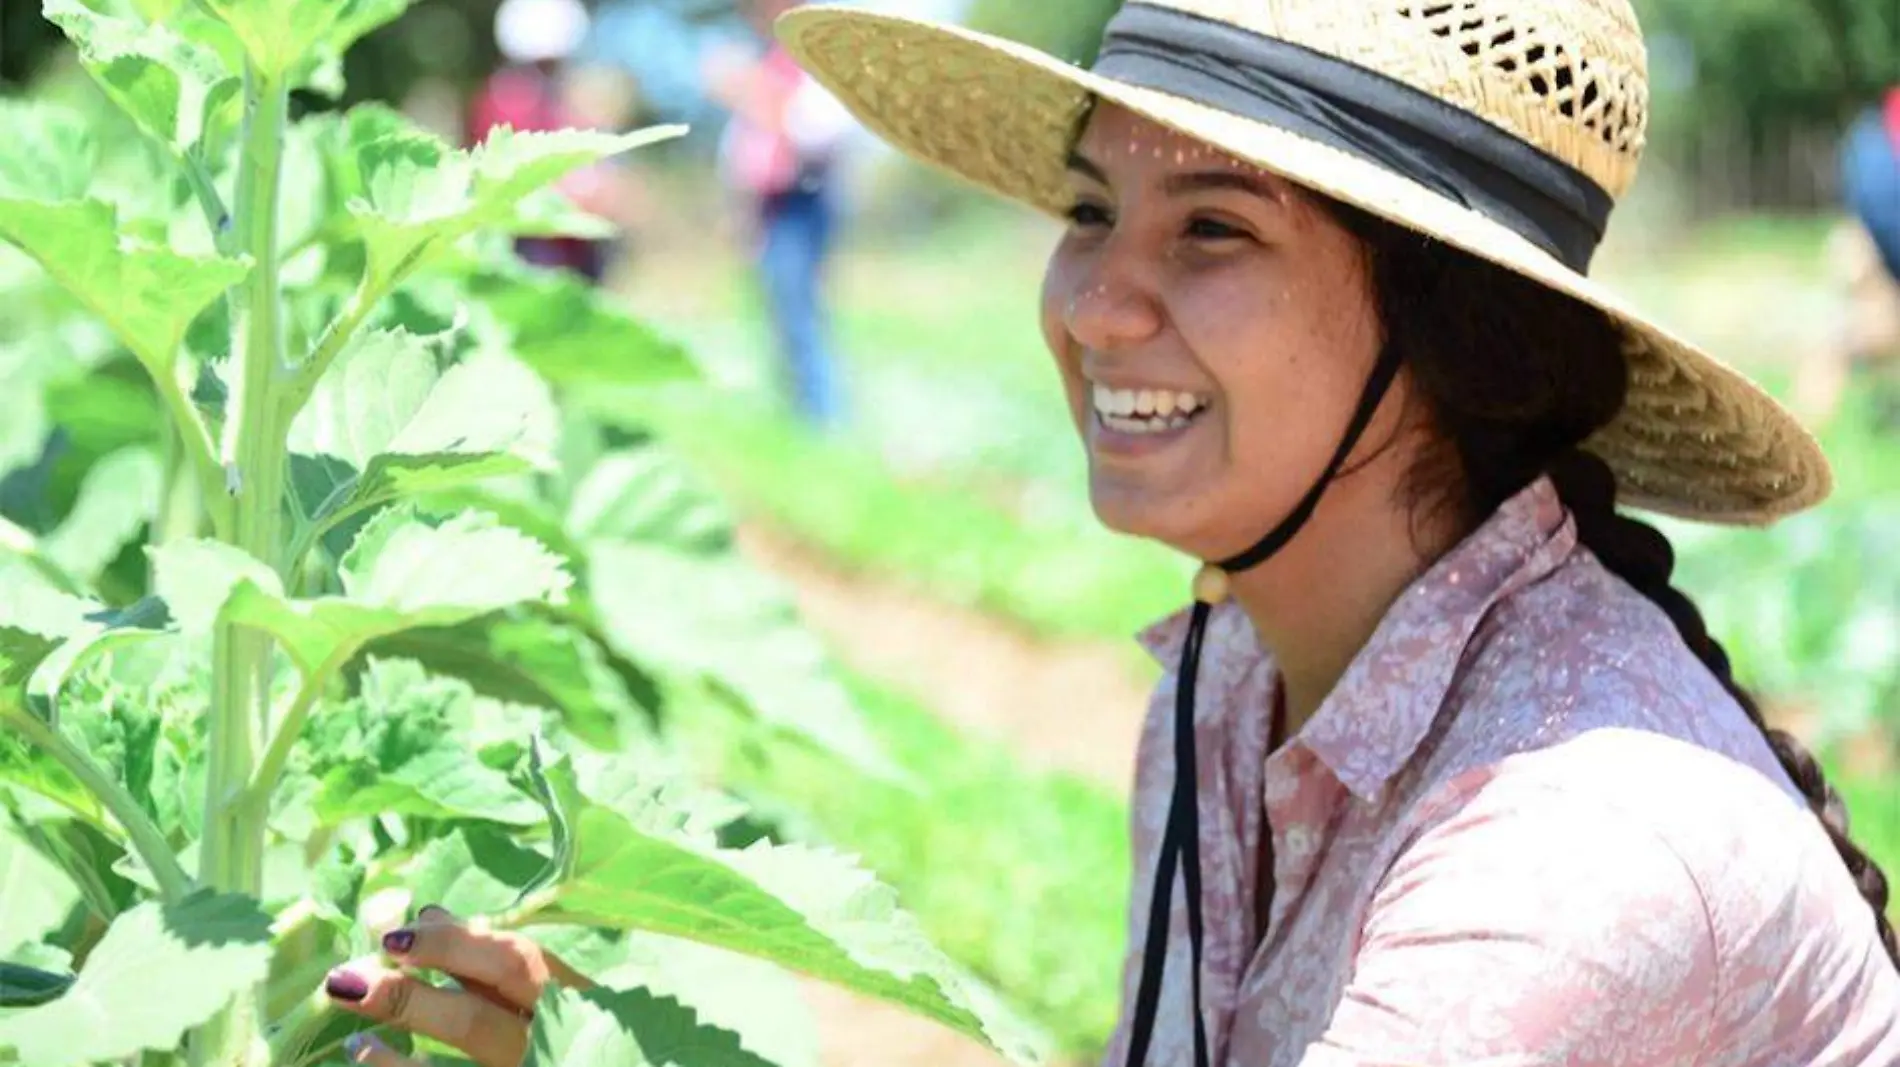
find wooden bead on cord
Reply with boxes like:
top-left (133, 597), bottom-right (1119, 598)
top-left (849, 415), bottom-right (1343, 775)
top-left (1192, 563), bottom-right (1231, 605)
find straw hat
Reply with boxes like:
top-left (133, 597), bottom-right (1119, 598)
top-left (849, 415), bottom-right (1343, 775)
top-left (775, 0), bottom-right (1832, 526)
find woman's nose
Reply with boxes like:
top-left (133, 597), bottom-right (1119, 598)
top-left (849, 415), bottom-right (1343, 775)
top-left (1063, 254), bottom-right (1163, 352)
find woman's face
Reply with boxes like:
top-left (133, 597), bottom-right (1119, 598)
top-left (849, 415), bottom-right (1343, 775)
top-left (1040, 104), bottom-right (1397, 564)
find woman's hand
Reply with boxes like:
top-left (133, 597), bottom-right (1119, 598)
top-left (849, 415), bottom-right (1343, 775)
top-left (322, 905), bottom-right (592, 1067)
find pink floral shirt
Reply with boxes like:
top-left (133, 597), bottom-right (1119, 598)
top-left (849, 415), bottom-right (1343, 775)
top-left (1104, 477), bottom-right (1900, 1067)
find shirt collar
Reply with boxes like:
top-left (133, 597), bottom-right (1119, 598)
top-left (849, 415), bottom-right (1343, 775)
top-left (1135, 476), bottom-right (1578, 800)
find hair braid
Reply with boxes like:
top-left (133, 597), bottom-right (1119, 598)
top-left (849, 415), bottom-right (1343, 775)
top-left (1547, 450), bottom-right (1899, 965)
top-left (1321, 197), bottom-right (1900, 971)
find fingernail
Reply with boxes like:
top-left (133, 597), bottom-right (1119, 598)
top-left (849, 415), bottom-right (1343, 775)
top-left (382, 928), bottom-right (415, 955)
top-left (343, 1032), bottom-right (386, 1062)
top-left (416, 903), bottom-right (450, 921)
top-left (326, 968), bottom-right (369, 1003)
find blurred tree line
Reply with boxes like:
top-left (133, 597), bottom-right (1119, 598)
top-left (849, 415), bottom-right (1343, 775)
top-left (9, 0), bottom-right (1893, 130)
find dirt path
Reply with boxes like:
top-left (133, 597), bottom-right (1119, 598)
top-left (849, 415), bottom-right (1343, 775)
top-left (738, 527), bottom-right (1156, 792)
top-left (733, 526), bottom-right (1155, 1067)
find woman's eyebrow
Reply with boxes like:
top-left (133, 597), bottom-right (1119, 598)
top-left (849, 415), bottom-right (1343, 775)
top-left (1065, 147), bottom-right (1285, 206)
top-left (1064, 150), bottom-right (1109, 184)
top-left (1163, 169), bottom-right (1286, 204)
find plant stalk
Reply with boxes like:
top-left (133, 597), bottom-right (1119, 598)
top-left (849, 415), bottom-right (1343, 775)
top-left (1, 706), bottom-right (191, 901)
top-left (194, 61), bottom-right (292, 1067)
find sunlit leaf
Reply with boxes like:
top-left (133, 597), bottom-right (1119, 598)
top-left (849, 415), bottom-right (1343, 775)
top-left (288, 330), bottom-right (558, 527)
top-left (0, 194), bottom-right (248, 392)
top-left (195, 0), bottom-right (341, 78)
top-left (522, 984), bottom-right (778, 1067)
top-left (352, 124), bottom-right (684, 295)
top-left (0, 102), bottom-right (95, 204)
top-left (469, 264), bottom-right (699, 388)
top-left (404, 826), bottom-right (546, 918)
top-left (363, 616), bottom-right (641, 750)
top-left (0, 890), bottom-right (273, 1067)
top-left (547, 804), bottom-right (1046, 1063)
top-left (41, 447), bottom-right (164, 586)
top-left (588, 545), bottom-right (901, 782)
top-left (41, 0), bottom-right (241, 159)
top-left (0, 817), bottom-right (81, 955)
top-left (567, 448), bottom-right (733, 554)
top-left (153, 509), bottom-right (570, 678)
top-left (596, 934), bottom-right (820, 1067)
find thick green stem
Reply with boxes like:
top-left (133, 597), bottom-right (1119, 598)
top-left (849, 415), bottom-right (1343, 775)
top-left (241, 666), bottom-right (331, 815)
top-left (194, 63), bottom-right (292, 1067)
top-left (1, 706), bottom-right (192, 901)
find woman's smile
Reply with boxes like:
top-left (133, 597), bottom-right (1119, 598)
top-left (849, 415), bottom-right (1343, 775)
top-left (1085, 379), bottom-right (1216, 459)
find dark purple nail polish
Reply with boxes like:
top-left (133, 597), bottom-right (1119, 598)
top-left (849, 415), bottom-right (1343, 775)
top-left (326, 969), bottom-right (369, 1003)
top-left (382, 928), bottom-right (415, 955)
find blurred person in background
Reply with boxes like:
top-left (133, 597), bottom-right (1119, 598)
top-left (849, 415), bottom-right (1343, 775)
top-left (470, 0), bottom-right (624, 284)
top-left (703, 0), bottom-right (857, 431)
top-left (1799, 85), bottom-right (1900, 426)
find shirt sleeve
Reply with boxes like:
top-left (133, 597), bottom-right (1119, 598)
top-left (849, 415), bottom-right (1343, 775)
top-left (1298, 774), bottom-right (1722, 1067)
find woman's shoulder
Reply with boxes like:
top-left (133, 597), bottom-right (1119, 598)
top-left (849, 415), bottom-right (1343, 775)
top-left (1379, 730), bottom-right (1900, 1065)
top-left (1419, 548), bottom-right (1802, 803)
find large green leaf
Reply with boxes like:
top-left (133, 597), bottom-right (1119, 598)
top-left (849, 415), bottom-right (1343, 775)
top-left (567, 448), bottom-right (733, 554)
top-left (41, 0), bottom-right (241, 159)
top-left (469, 263), bottom-right (700, 388)
top-left (0, 890), bottom-right (273, 1067)
top-left (307, 661), bottom-right (543, 827)
top-left (0, 102), bottom-right (94, 205)
top-left (288, 331), bottom-right (557, 528)
top-left (0, 818), bottom-right (81, 956)
top-left (153, 509), bottom-right (571, 677)
top-left (596, 934), bottom-right (820, 1067)
top-left (402, 826), bottom-right (548, 918)
top-left (522, 985), bottom-right (778, 1067)
top-left (364, 617), bottom-right (642, 751)
top-left (352, 124), bottom-right (684, 294)
top-left (588, 545), bottom-right (900, 782)
top-left (0, 188), bottom-right (248, 391)
top-left (41, 447), bottom-right (164, 586)
top-left (195, 0), bottom-right (339, 78)
top-left (0, 566), bottom-right (163, 708)
top-left (543, 804), bottom-right (1045, 1063)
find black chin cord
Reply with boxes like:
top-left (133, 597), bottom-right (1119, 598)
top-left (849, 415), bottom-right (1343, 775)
top-left (1121, 346), bottom-right (1402, 1067)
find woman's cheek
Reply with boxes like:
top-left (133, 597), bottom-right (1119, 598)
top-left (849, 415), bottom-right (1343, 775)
top-left (1039, 247), bottom-right (1089, 428)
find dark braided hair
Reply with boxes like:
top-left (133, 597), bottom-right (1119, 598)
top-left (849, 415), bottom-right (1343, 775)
top-left (1320, 198), bottom-right (1900, 968)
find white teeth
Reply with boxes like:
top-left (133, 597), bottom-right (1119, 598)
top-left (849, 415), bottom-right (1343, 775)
top-left (1090, 385), bottom-right (1209, 421)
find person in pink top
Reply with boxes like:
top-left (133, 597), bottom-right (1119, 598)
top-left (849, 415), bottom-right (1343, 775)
top-left (319, 2), bottom-right (1900, 1065)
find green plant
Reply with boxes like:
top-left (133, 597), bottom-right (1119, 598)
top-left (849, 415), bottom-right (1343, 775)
top-left (0, 3), bottom-right (1044, 1066)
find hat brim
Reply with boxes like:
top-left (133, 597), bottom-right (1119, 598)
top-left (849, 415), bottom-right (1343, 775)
top-left (777, 6), bottom-right (1831, 526)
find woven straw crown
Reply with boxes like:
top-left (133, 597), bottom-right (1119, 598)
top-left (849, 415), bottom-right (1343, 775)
top-left (1183, 0), bottom-right (1653, 196)
top-left (778, 0), bottom-right (1833, 525)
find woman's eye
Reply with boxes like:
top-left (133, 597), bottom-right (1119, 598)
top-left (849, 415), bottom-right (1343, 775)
top-left (1186, 217), bottom-right (1249, 242)
top-left (1065, 201), bottom-right (1112, 229)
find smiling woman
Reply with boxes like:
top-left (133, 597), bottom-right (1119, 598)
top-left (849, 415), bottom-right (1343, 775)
top-left (317, 2), bottom-right (1900, 1066)
top-left (762, 1), bottom-right (1900, 1066)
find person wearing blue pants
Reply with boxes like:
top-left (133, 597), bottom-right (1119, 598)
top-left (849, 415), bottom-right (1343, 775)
top-left (706, 0), bottom-right (855, 431)
top-left (1842, 92), bottom-right (1900, 283)
top-left (756, 183), bottom-right (842, 428)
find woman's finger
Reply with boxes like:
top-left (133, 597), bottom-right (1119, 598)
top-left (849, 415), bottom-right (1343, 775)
top-left (325, 960), bottom-right (527, 1067)
top-left (382, 907), bottom-right (592, 1012)
top-left (342, 1032), bottom-right (424, 1067)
